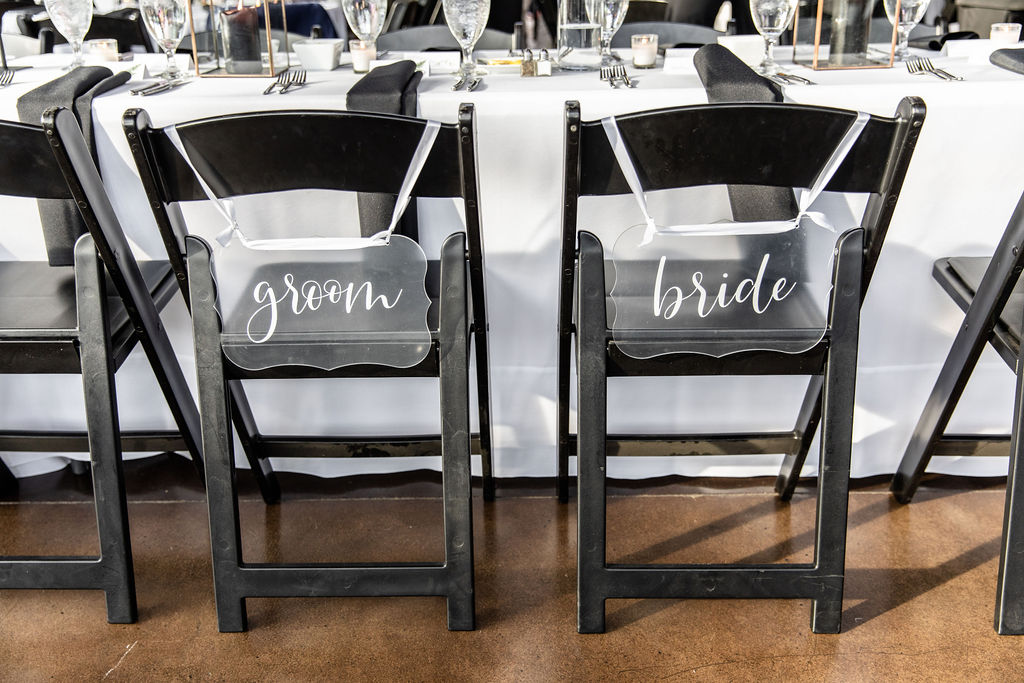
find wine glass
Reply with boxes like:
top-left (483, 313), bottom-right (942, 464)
top-left (139, 0), bottom-right (191, 81)
top-left (883, 0), bottom-right (930, 61)
top-left (443, 0), bottom-right (491, 81)
top-left (749, 0), bottom-right (797, 76)
top-left (43, 0), bottom-right (93, 70)
top-left (342, 0), bottom-right (386, 61)
top-left (598, 0), bottom-right (629, 66)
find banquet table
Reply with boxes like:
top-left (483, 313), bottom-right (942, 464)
top-left (3, 47), bottom-right (1024, 482)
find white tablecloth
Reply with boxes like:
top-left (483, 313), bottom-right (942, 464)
top-left (3, 49), bottom-right (1024, 481)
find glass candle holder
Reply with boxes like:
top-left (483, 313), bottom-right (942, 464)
top-left (350, 39), bottom-right (376, 73)
top-left (991, 23), bottom-right (1022, 44)
top-left (631, 33), bottom-right (657, 68)
top-left (85, 37), bottom-right (118, 61)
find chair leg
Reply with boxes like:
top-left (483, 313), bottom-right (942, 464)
top-left (187, 238), bottom-right (248, 632)
top-left (227, 380), bottom-right (281, 505)
top-left (808, 229), bottom-right (863, 634)
top-left (440, 233), bottom-right (475, 630)
top-left (775, 375), bottom-right (824, 501)
top-left (890, 307), bottom-right (994, 504)
top-left (995, 341), bottom-right (1024, 634)
top-left (471, 326), bottom-right (495, 502)
top-left (557, 329), bottom-right (572, 503)
top-left (76, 238), bottom-right (137, 624)
top-left (576, 232), bottom-right (608, 634)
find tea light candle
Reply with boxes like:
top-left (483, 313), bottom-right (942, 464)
top-left (85, 38), bottom-right (118, 62)
top-left (631, 34), bottom-right (658, 68)
top-left (991, 22), bottom-right (1022, 44)
top-left (221, 5), bottom-right (261, 74)
top-left (350, 39), bottom-right (376, 73)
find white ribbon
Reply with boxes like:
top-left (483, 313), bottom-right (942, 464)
top-left (600, 111), bottom-right (870, 245)
top-left (166, 119), bottom-right (441, 251)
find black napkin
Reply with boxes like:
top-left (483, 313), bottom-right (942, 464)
top-left (991, 48), bottom-right (1024, 75)
top-left (908, 30), bottom-right (978, 51)
top-left (346, 60), bottom-right (423, 117)
top-left (346, 61), bottom-right (424, 238)
top-left (693, 44), bottom-right (796, 222)
top-left (17, 66), bottom-right (130, 265)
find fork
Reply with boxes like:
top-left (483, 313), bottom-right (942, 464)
top-left (600, 65), bottom-right (618, 87)
top-left (907, 58), bottom-right (946, 80)
top-left (776, 71), bottom-right (815, 85)
top-left (279, 69), bottom-right (306, 93)
top-left (452, 73), bottom-right (467, 91)
top-left (0, 69), bottom-right (14, 88)
top-left (919, 56), bottom-right (963, 81)
top-left (263, 71), bottom-right (290, 95)
top-left (611, 64), bottom-right (636, 88)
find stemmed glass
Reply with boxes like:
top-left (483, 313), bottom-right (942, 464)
top-left (749, 0), bottom-right (797, 76)
top-left (883, 0), bottom-right (931, 61)
top-left (443, 0), bottom-right (490, 84)
top-left (342, 0), bottom-right (387, 59)
top-left (598, 0), bottom-right (629, 66)
top-left (43, 0), bottom-right (93, 70)
top-left (139, 0), bottom-right (191, 81)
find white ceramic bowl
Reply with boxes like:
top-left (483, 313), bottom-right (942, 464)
top-left (293, 39), bottom-right (344, 71)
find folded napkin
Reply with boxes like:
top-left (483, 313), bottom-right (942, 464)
top-left (17, 67), bottom-right (131, 265)
top-left (346, 60), bottom-right (423, 117)
top-left (347, 61), bottom-right (425, 239)
top-left (693, 44), bottom-right (795, 222)
top-left (991, 48), bottom-right (1024, 75)
top-left (908, 30), bottom-right (978, 51)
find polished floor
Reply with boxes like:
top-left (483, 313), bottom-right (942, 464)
top-left (1, 456), bottom-right (1022, 680)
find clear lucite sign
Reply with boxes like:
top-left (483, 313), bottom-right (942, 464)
top-left (213, 235), bottom-right (432, 370)
top-left (601, 111), bottom-right (869, 359)
top-left (167, 121), bottom-right (440, 370)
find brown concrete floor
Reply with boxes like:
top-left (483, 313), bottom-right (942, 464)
top-left (1, 459), bottom-right (1022, 680)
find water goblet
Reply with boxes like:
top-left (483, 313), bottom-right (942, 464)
top-left (342, 0), bottom-right (386, 62)
top-left (443, 0), bottom-right (491, 81)
top-left (598, 0), bottom-right (629, 66)
top-left (749, 0), bottom-right (797, 76)
top-left (43, 0), bottom-right (93, 70)
top-left (140, 0), bottom-right (191, 81)
top-left (883, 0), bottom-right (931, 61)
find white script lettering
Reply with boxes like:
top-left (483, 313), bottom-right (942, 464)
top-left (652, 253), bottom-right (796, 319)
top-left (246, 273), bottom-right (403, 343)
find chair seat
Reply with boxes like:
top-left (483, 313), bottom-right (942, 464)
top-left (0, 259), bottom-right (176, 371)
top-left (934, 256), bottom-right (1024, 366)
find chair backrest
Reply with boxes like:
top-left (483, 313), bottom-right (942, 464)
top-left (377, 25), bottom-right (513, 51)
top-left (610, 21), bottom-right (722, 48)
top-left (22, 9), bottom-right (156, 52)
top-left (124, 105), bottom-right (486, 313)
top-left (623, 0), bottom-right (670, 24)
top-left (665, 0), bottom-right (723, 26)
top-left (559, 98), bottom-right (925, 345)
top-left (0, 119), bottom-right (75, 201)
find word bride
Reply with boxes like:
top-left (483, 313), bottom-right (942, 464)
top-left (653, 253), bottom-right (797, 319)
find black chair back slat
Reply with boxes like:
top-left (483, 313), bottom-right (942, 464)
top-left (0, 121), bottom-right (73, 199)
top-left (143, 111), bottom-right (464, 201)
top-left (577, 103), bottom-right (901, 196)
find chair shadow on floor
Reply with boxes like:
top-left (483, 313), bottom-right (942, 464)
top-left (605, 488), bottom-right (978, 631)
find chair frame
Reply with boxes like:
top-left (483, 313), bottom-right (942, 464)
top-left (559, 98), bottom-right (925, 633)
top-left (125, 105), bottom-right (496, 505)
top-left (0, 108), bottom-right (205, 622)
top-left (126, 105), bottom-right (489, 631)
top-left (891, 192), bottom-right (1024, 634)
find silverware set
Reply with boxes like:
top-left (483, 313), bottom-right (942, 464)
top-left (770, 71), bottom-right (815, 85)
top-left (263, 69), bottom-right (307, 95)
top-left (0, 69), bottom-right (15, 88)
top-left (130, 77), bottom-right (190, 96)
top-left (452, 73), bottom-right (481, 91)
top-left (600, 64), bottom-right (636, 88)
top-left (906, 57), bottom-right (963, 81)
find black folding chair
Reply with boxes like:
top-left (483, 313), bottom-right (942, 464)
top-left (124, 106), bottom-right (490, 631)
top-left (0, 109), bottom-right (204, 622)
top-left (18, 9), bottom-right (156, 53)
top-left (560, 98), bottom-right (924, 633)
top-left (891, 191), bottom-right (1024, 634)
